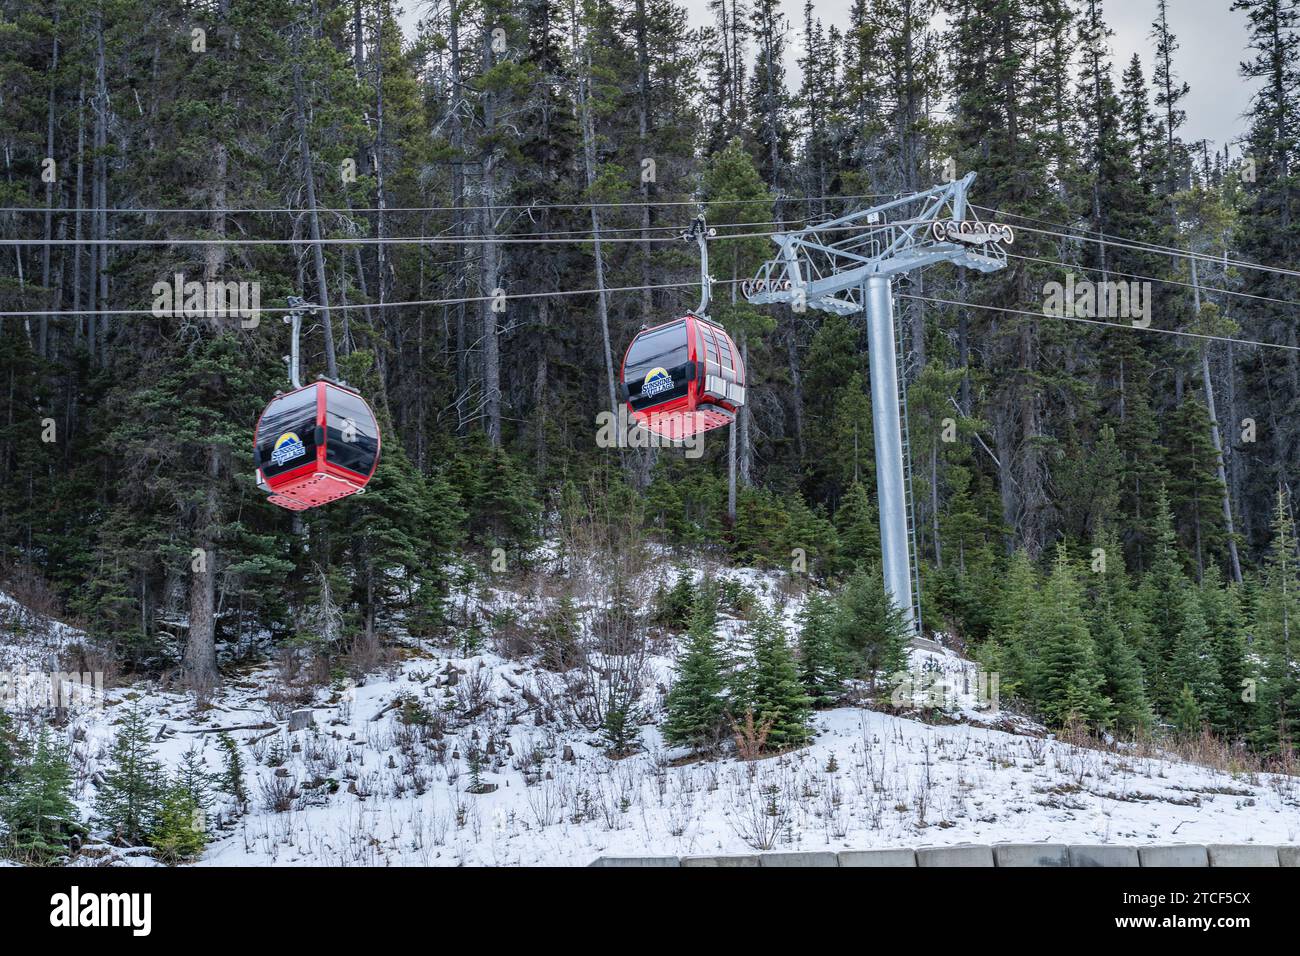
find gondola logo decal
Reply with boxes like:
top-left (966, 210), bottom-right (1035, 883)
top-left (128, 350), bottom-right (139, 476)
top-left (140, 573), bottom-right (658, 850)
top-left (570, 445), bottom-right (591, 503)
top-left (642, 367), bottom-right (674, 398)
top-left (271, 431), bottom-right (307, 467)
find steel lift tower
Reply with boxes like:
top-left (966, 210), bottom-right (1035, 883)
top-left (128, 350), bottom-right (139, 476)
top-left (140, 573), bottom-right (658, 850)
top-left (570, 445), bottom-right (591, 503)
top-left (744, 173), bottom-right (1013, 631)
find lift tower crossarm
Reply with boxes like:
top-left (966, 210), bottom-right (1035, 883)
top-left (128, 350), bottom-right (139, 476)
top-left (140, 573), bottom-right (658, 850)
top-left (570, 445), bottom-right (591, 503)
top-left (742, 172), bottom-right (1012, 631)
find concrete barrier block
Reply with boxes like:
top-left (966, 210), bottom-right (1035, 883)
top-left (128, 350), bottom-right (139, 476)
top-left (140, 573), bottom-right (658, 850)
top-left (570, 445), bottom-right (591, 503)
top-left (1278, 846), bottom-right (1300, 867)
top-left (1207, 845), bottom-right (1278, 867)
top-left (1068, 845), bottom-right (1140, 867)
top-left (994, 844), bottom-right (1069, 867)
top-left (839, 848), bottom-right (918, 867)
top-left (681, 855), bottom-right (761, 867)
top-left (1139, 845), bottom-right (1208, 867)
top-left (759, 851), bottom-right (838, 867)
top-left (588, 856), bottom-right (680, 867)
top-left (916, 844), bottom-right (994, 867)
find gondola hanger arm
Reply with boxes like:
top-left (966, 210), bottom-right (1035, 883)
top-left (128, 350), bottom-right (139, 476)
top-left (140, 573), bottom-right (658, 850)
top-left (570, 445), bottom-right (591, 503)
top-left (682, 216), bottom-right (717, 318)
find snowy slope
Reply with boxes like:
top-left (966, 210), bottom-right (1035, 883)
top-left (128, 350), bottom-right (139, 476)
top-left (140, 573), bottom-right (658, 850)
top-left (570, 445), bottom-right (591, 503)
top-left (2, 570), bottom-right (1298, 867)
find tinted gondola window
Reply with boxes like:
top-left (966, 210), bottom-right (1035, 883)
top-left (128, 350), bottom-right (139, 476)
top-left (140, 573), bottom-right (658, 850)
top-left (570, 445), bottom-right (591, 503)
top-left (625, 321), bottom-right (690, 409)
top-left (258, 389), bottom-right (318, 479)
top-left (325, 388), bottom-right (380, 477)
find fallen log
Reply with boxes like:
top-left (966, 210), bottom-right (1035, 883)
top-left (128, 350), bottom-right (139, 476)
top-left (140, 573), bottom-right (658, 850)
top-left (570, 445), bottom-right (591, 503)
top-left (178, 722), bottom-right (276, 735)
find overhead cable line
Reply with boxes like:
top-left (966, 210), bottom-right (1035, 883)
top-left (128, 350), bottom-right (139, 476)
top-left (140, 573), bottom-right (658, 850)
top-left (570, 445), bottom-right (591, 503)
top-left (1003, 251), bottom-right (1300, 312)
top-left (0, 191), bottom-right (895, 216)
top-left (8, 278), bottom-right (1300, 355)
top-left (897, 292), bottom-right (1300, 353)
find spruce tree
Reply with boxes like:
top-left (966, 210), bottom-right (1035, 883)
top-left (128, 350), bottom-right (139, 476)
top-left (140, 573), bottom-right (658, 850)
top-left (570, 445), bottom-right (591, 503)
top-left (796, 592), bottom-right (843, 707)
top-left (737, 607), bottom-right (813, 750)
top-left (979, 551), bottom-right (1040, 701)
top-left (1140, 486), bottom-right (1198, 712)
top-left (0, 710), bottom-right (23, 792)
top-left (834, 480), bottom-right (880, 573)
top-left (832, 566), bottom-right (909, 697)
top-left (94, 703), bottom-right (163, 845)
top-left (662, 583), bottom-right (728, 751)
top-left (1, 730), bottom-right (83, 865)
top-left (655, 566), bottom-right (697, 630)
top-left (1172, 683), bottom-right (1202, 736)
top-left (151, 779), bottom-right (209, 865)
top-left (1086, 528), bottom-right (1152, 735)
top-left (1092, 611), bottom-right (1151, 736)
top-left (1165, 591), bottom-right (1222, 730)
top-left (1253, 490), bottom-right (1300, 754)
top-left (216, 732), bottom-right (248, 809)
top-left (1032, 548), bottom-right (1109, 728)
top-left (1199, 567), bottom-right (1252, 737)
top-left (173, 746), bottom-right (213, 829)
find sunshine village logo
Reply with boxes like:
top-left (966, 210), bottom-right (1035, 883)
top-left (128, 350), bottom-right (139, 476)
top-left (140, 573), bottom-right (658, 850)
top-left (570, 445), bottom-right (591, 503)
top-left (271, 431), bottom-right (307, 466)
top-left (641, 366), bottom-right (674, 398)
top-left (50, 887), bottom-right (152, 937)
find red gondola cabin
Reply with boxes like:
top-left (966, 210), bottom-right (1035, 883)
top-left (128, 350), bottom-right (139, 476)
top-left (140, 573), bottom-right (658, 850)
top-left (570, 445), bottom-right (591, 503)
top-left (254, 381), bottom-right (381, 511)
top-left (619, 314), bottom-right (746, 440)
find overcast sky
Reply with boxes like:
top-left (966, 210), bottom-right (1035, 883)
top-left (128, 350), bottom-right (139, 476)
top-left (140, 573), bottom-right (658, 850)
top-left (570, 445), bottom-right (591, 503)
top-left (398, 0), bottom-right (1253, 151)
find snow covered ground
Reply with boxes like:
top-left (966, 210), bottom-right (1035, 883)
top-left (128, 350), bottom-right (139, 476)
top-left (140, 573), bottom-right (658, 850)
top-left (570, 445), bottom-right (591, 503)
top-left (3, 565), bottom-right (1298, 867)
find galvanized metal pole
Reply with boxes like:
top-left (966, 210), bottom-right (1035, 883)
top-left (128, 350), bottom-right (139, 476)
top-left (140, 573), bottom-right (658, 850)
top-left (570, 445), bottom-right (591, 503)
top-left (865, 275), bottom-right (914, 628)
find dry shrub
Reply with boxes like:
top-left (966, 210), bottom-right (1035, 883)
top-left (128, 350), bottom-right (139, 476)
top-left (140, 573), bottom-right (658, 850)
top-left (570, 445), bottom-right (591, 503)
top-left (731, 709), bottom-right (773, 761)
top-left (0, 563), bottom-right (64, 622)
top-left (342, 630), bottom-right (399, 681)
top-left (489, 608), bottom-right (533, 661)
top-left (59, 639), bottom-right (122, 690)
top-left (265, 646), bottom-right (323, 717)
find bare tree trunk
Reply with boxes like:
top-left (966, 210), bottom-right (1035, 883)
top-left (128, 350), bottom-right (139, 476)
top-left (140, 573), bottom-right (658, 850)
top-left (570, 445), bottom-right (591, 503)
top-left (94, 24), bottom-right (108, 359)
top-left (292, 28), bottom-right (339, 379)
top-left (633, 0), bottom-right (652, 321)
top-left (370, 8), bottom-right (391, 393)
top-left (728, 421), bottom-right (737, 520)
top-left (40, 23), bottom-right (59, 358)
top-left (930, 442), bottom-right (942, 568)
top-left (1191, 258), bottom-right (1242, 583)
top-left (479, 29), bottom-right (501, 447)
top-left (72, 84), bottom-right (85, 350)
top-left (785, 320), bottom-right (804, 458)
top-left (448, 0), bottom-right (468, 422)
top-left (574, 5), bottom-right (616, 414)
top-left (184, 446), bottom-right (222, 692)
top-left (535, 297), bottom-right (549, 478)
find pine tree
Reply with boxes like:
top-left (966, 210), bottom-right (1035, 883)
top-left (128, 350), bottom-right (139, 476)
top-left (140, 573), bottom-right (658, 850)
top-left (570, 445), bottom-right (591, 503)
top-left (796, 591), bottom-right (843, 707)
top-left (1172, 683), bottom-right (1202, 736)
top-left (150, 779), bottom-right (208, 865)
top-left (1234, 0), bottom-right (1300, 543)
top-left (1165, 589), bottom-right (1222, 729)
top-left (832, 566), bottom-right (909, 696)
top-left (173, 746), bottom-right (213, 829)
top-left (216, 732), bottom-right (248, 809)
top-left (1199, 566), bottom-right (1252, 736)
top-left (1032, 548), bottom-right (1109, 728)
top-left (94, 703), bottom-right (163, 845)
top-left (1140, 486), bottom-right (1199, 712)
top-left (1253, 490), bottom-right (1300, 754)
top-left (1087, 529), bottom-right (1152, 735)
top-left (1, 730), bottom-right (83, 864)
top-left (834, 480), bottom-right (880, 573)
top-left (0, 710), bottom-right (23, 792)
top-left (655, 566), bottom-right (697, 630)
top-left (736, 606), bottom-right (812, 750)
top-left (979, 550), bottom-right (1040, 701)
top-left (662, 583), bottom-right (728, 751)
